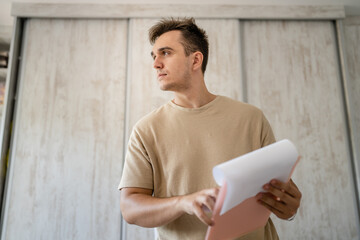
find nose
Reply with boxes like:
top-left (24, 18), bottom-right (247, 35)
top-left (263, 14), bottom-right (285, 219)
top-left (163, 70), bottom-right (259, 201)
top-left (153, 57), bottom-right (163, 69)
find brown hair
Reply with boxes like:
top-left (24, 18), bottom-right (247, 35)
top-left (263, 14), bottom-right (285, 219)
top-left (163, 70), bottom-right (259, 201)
top-left (149, 18), bottom-right (209, 74)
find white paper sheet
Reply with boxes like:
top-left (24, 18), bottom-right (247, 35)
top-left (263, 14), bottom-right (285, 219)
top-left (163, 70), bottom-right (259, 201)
top-left (212, 139), bottom-right (299, 215)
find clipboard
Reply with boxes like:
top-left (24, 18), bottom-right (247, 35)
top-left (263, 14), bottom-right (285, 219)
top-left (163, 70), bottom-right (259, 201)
top-left (205, 139), bottom-right (300, 240)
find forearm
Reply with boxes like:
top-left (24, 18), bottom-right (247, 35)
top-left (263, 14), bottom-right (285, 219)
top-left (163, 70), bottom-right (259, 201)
top-left (120, 187), bottom-right (219, 228)
top-left (120, 191), bottom-right (184, 228)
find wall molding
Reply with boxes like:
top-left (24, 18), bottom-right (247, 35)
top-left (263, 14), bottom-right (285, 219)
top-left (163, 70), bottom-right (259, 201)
top-left (11, 3), bottom-right (345, 20)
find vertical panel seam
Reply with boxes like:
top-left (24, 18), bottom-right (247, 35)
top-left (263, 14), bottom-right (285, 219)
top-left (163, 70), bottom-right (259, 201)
top-left (120, 17), bottom-right (132, 240)
top-left (334, 19), bottom-right (360, 233)
top-left (239, 20), bottom-right (248, 103)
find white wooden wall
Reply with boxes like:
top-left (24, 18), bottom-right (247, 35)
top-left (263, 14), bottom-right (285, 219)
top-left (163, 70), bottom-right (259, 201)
top-left (1, 5), bottom-right (359, 240)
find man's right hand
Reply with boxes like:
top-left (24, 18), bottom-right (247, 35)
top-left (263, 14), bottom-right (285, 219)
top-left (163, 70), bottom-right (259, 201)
top-left (179, 188), bottom-right (220, 226)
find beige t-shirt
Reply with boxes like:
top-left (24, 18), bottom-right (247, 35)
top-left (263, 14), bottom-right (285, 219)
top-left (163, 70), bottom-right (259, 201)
top-left (119, 96), bottom-right (279, 240)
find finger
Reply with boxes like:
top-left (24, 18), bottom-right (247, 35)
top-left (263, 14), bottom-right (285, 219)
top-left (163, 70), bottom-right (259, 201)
top-left (194, 202), bottom-right (213, 226)
top-left (258, 192), bottom-right (289, 214)
top-left (263, 183), bottom-right (289, 202)
top-left (203, 195), bottom-right (216, 212)
top-left (204, 188), bottom-right (220, 199)
top-left (258, 199), bottom-right (289, 220)
top-left (270, 179), bottom-right (301, 199)
top-left (258, 193), bottom-right (296, 219)
top-left (288, 179), bottom-right (302, 199)
top-left (269, 179), bottom-right (288, 191)
top-left (200, 188), bottom-right (219, 211)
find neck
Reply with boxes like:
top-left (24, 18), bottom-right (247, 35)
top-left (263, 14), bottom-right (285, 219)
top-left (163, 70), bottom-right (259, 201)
top-left (172, 76), bottom-right (216, 108)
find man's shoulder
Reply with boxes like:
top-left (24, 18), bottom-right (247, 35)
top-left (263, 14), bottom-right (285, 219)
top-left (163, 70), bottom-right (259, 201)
top-left (219, 96), bottom-right (264, 117)
top-left (133, 102), bottom-right (170, 131)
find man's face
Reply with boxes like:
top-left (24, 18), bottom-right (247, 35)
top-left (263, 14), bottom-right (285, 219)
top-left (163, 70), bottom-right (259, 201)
top-left (151, 30), bottom-right (192, 92)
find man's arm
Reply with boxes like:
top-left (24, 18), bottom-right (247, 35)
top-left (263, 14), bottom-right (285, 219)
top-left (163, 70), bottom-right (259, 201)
top-left (257, 178), bottom-right (302, 220)
top-left (120, 187), bottom-right (219, 228)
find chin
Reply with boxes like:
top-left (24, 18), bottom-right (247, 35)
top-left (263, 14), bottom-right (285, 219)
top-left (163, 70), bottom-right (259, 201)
top-left (159, 87), bottom-right (172, 92)
top-left (159, 83), bottom-right (174, 91)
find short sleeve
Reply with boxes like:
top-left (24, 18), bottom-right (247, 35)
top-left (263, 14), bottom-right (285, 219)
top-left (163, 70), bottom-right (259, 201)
top-left (118, 128), bottom-right (154, 190)
top-left (260, 112), bottom-right (276, 147)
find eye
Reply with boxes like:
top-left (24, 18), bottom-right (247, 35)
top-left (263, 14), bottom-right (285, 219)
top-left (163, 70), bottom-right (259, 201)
top-left (163, 51), bottom-right (169, 56)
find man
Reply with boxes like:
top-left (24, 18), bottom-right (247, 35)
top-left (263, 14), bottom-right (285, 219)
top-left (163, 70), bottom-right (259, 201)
top-left (119, 18), bottom-right (301, 240)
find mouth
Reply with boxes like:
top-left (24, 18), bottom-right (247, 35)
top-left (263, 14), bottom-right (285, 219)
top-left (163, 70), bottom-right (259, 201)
top-left (157, 73), bottom-right (167, 79)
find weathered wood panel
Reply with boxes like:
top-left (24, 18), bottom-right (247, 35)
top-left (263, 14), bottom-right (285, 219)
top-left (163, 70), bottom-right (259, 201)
top-left (196, 19), bottom-right (243, 101)
top-left (1, 19), bottom-right (127, 240)
top-left (343, 16), bottom-right (360, 206)
top-left (125, 18), bottom-right (172, 134)
top-left (243, 20), bottom-right (358, 239)
top-left (123, 18), bottom-right (242, 240)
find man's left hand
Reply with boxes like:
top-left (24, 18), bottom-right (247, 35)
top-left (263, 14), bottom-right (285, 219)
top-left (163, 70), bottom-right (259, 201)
top-left (257, 178), bottom-right (302, 220)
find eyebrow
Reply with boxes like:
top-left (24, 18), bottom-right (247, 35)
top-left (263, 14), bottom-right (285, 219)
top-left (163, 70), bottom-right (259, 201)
top-left (150, 47), bottom-right (174, 58)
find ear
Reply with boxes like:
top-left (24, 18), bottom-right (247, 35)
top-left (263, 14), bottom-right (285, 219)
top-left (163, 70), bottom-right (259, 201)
top-left (192, 51), bottom-right (203, 71)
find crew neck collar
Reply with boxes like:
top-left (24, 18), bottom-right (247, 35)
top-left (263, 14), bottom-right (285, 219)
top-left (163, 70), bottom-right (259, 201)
top-left (168, 95), bottom-right (221, 112)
